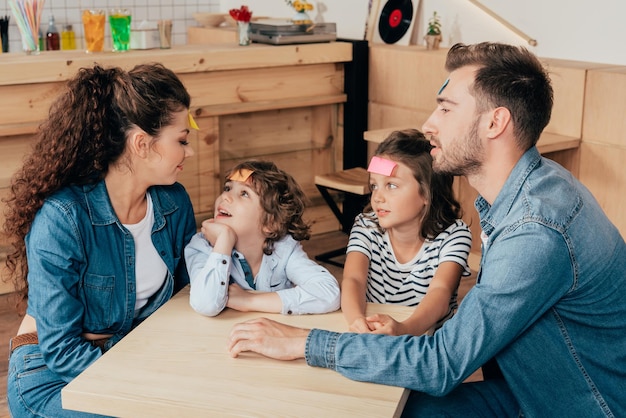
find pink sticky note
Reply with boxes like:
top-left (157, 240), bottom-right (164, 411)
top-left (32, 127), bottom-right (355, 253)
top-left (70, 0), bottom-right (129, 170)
top-left (229, 168), bottom-right (254, 182)
top-left (367, 156), bottom-right (397, 176)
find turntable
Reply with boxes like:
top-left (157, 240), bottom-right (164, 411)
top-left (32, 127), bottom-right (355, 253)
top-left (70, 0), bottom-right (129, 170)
top-left (249, 19), bottom-right (337, 45)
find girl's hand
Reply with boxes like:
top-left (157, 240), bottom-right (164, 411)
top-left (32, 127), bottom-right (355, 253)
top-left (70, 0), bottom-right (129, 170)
top-left (365, 313), bottom-right (407, 336)
top-left (348, 317), bottom-right (375, 333)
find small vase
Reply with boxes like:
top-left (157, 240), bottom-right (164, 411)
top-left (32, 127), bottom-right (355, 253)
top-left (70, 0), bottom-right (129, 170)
top-left (237, 21), bottom-right (250, 46)
top-left (424, 34), bottom-right (442, 50)
top-left (291, 11), bottom-right (312, 25)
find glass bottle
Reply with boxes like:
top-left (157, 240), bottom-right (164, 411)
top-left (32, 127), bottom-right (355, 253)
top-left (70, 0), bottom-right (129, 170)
top-left (46, 15), bottom-right (60, 51)
top-left (61, 24), bottom-right (76, 50)
top-left (38, 28), bottom-right (45, 51)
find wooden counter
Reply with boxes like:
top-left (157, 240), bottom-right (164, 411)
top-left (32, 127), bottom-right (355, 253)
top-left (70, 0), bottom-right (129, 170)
top-left (0, 42), bottom-right (353, 294)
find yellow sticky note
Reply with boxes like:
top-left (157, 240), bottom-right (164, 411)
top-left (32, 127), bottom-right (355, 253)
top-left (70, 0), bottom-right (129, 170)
top-left (229, 168), bottom-right (254, 182)
top-left (188, 112), bottom-right (199, 130)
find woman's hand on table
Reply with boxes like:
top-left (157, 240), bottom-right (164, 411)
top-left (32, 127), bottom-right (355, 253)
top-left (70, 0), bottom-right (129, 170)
top-left (228, 317), bottom-right (309, 360)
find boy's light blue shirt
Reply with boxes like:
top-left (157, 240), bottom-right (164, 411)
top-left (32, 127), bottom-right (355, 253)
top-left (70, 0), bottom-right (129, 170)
top-left (185, 234), bottom-right (340, 317)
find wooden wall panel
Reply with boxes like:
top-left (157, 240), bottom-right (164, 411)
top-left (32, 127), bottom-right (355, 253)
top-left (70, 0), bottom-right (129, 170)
top-left (579, 142), bottom-right (626, 236)
top-left (582, 66), bottom-right (626, 146)
top-left (0, 83), bottom-right (65, 131)
top-left (542, 59), bottom-right (587, 139)
top-left (368, 102), bottom-right (431, 132)
top-left (369, 45), bottom-right (447, 111)
top-left (220, 108), bottom-right (316, 159)
top-left (580, 66), bottom-right (626, 237)
top-left (219, 105), bottom-right (342, 235)
top-left (196, 116), bottom-right (221, 221)
top-left (180, 64), bottom-right (344, 110)
top-left (0, 135), bottom-right (36, 189)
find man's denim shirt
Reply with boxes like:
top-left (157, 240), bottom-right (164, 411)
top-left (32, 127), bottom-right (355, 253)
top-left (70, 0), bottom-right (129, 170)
top-left (26, 180), bottom-right (196, 381)
top-left (306, 147), bottom-right (626, 417)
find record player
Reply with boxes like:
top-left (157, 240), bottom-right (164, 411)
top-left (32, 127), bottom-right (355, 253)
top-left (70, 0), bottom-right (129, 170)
top-left (249, 19), bottom-right (337, 45)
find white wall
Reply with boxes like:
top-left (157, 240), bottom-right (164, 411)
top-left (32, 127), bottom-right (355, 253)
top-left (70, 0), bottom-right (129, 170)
top-left (220, 0), bottom-right (626, 66)
top-left (421, 0), bottom-right (626, 66)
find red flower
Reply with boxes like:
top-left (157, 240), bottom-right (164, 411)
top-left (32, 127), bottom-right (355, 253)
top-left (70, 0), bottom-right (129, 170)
top-left (229, 5), bottom-right (252, 23)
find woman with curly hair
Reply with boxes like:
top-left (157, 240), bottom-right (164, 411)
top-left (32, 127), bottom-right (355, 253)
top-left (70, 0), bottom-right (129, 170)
top-left (5, 63), bottom-right (197, 417)
top-left (185, 160), bottom-right (340, 317)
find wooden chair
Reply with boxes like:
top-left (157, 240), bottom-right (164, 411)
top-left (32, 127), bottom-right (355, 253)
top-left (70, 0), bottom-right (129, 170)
top-left (314, 167), bottom-right (370, 267)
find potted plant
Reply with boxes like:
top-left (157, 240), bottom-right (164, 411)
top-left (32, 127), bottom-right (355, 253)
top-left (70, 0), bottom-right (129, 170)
top-left (424, 11), bottom-right (442, 50)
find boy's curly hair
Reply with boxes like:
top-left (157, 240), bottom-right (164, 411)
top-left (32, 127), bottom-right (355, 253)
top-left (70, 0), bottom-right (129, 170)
top-left (225, 160), bottom-right (310, 255)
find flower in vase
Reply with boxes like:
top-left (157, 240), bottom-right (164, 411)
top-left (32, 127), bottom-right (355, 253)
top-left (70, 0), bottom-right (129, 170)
top-left (229, 5), bottom-right (253, 23)
top-left (285, 0), bottom-right (314, 13)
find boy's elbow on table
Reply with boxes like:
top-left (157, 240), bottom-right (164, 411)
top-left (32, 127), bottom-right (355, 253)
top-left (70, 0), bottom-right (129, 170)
top-left (189, 295), bottom-right (225, 317)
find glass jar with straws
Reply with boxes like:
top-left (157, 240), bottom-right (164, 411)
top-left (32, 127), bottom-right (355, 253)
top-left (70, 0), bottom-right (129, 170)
top-left (8, 0), bottom-right (45, 55)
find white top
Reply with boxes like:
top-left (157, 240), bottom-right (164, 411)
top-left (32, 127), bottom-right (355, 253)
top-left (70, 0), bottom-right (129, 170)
top-left (184, 233), bottom-right (341, 316)
top-left (123, 193), bottom-right (167, 312)
top-left (348, 213), bottom-right (472, 320)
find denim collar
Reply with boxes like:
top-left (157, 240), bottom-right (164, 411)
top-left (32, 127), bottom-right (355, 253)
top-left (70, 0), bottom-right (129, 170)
top-left (83, 180), bottom-right (179, 231)
top-left (475, 146), bottom-right (542, 237)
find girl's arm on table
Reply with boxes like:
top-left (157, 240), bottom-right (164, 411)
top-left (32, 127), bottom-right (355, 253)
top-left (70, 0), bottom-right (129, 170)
top-left (368, 261), bottom-right (464, 336)
top-left (340, 251), bottom-right (372, 332)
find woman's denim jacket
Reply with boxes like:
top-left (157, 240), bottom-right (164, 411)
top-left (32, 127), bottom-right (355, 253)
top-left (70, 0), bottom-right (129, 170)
top-left (306, 147), bottom-right (626, 417)
top-left (25, 180), bottom-right (196, 381)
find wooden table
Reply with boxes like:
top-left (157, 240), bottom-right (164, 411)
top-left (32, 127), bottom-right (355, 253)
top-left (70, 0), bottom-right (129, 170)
top-left (62, 287), bottom-right (413, 417)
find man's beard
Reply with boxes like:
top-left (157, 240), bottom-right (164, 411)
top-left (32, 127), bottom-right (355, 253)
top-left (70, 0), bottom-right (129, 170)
top-left (432, 118), bottom-right (483, 177)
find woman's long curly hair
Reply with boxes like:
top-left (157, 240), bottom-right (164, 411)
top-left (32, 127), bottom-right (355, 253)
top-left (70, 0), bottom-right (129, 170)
top-left (364, 129), bottom-right (463, 239)
top-left (2, 63), bottom-right (191, 306)
top-left (224, 160), bottom-right (311, 255)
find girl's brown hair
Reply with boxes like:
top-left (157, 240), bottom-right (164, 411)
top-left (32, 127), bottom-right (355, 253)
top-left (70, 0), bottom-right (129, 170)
top-left (365, 129), bottom-right (463, 239)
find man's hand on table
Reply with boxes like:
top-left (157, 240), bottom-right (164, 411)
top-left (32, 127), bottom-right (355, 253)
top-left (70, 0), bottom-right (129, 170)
top-left (228, 318), bottom-right (310, 360)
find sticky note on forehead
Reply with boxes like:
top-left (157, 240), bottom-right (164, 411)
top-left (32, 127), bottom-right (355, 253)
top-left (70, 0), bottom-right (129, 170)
top-left (188, 112), bottom-right (199, 130)
top-left (367, 156), bottom-right (397, 176)
top-left (229, 168), bottom-right (254, 182)
top-left (438, 78), bottom-right (449, 95)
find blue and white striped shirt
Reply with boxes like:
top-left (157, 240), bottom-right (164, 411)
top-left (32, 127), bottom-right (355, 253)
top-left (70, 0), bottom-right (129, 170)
top-left (347, 213), bottom-right (472, 320)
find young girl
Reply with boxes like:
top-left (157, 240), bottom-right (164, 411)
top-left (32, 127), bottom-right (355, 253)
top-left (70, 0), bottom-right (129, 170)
top-left (185, 160), bottom-right (340, 316)
top-left (341, 129), bottom-right (472, 336)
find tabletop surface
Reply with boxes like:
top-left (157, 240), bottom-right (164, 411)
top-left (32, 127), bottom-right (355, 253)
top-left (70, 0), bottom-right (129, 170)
top-left (62, 286), bottom-right (414, 418)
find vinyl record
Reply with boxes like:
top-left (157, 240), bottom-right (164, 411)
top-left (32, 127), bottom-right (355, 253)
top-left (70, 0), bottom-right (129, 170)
top-left (377, 0), bottom-right (413, 44)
